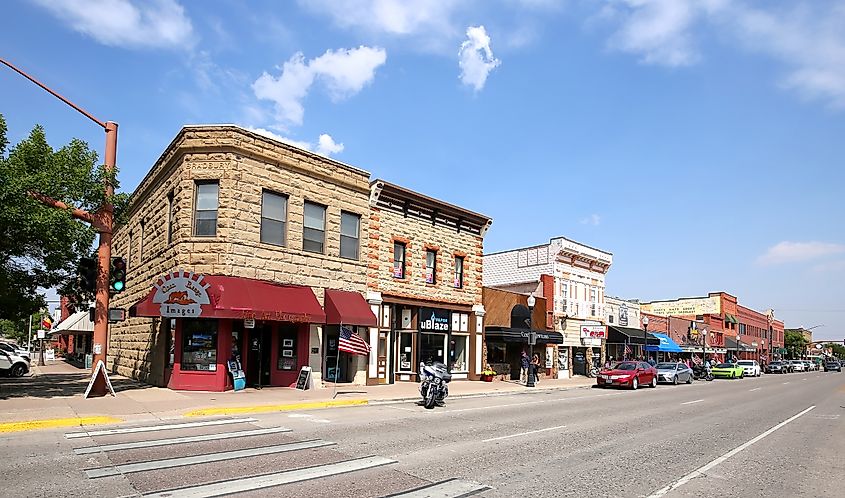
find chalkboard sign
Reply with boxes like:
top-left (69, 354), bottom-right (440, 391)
top-left (295, 366), bottom-right (312, 390)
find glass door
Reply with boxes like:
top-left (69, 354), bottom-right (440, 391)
top-left (420, 332), bottom-right (447, 366)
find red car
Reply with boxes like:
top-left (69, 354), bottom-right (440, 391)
top-left (596, 361), bottom-right (658, 389)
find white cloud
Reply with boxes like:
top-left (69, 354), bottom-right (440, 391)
top-left (300, 0), bottom-right (460, 36)
top-left (253, 46), bottom-right (387, 127)
top-left (246, 127), bottom-right (345, 157)
top-left (458, 25), bottom-right (501, 91)
top-left (757, 241), bottom-right (845, 266)
top-left (32, 0), bottom-right (196, 50)
top-left (580, 214), bottom-right (601, 226)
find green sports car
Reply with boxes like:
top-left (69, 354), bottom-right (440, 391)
top-left (711, 362), bottom-right (745, 379)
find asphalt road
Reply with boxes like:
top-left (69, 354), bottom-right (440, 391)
top-left (3, 370), bottom-right (843, 497)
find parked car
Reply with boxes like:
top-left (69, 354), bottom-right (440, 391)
top-left (0, 350), bottom-right (30, 377)
top-left (736, 360), bottom-right (761, 377)
top-left (0, 342), bottom-right (30, 363)
top-left (804, 361), bottom-right (816, 371)
top-left (766, 361), bottom-right (786, 374)
top-left (789, 360), bottom-right (806, 372)
top-left (824, 360), bottom-right (842, 372)
top-left (597, 361), bottom-right (658, 390)
top-left (656, 362), bottom-right (693, 385)
top-left (711, 362), bottom-right (745, 379)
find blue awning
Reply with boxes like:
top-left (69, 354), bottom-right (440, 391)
top-left (645, 333), bottom-right (683, 353)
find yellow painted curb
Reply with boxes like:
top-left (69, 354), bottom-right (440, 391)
top-left (0, 416), bottom-right (121, 434)
top-left (184, 399), bottom-right (369, 417)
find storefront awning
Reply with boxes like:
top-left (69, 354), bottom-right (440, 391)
top-left (485, 327), bottom-right (564, 344)
top-left (130, 275), bottom-right (326, 323)
top-left (51, 310), bottom-right (93, 335)
top-left (607, 326), bottom-right (660, 345)
top-left (324, 289), bottom-right (377, 327)
top-left (645, 333), bottom-right (683, 353)
top-left (724, 336), bottom-right (756, 352)
top-left (725, 313), bottom-right (738, 324)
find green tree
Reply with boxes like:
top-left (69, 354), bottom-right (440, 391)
top-left (0, 114), bottom-right (129, 321)
top-left (824, 342), bottom-right (845, 360)
top-left (784, 329), bottom-right (809, 359)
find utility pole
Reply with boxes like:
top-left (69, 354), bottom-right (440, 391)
top-left (1, 58), bottom-right (117, 397)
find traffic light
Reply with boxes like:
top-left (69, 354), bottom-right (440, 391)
top-left (110, 257), bottom-right (126, 293)
top-left (78, 257), bottom-right (97, 293)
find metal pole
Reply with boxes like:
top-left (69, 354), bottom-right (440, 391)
top-left (527, 304), bottom-right (535, 387)
top-left (27, 315), bottom-right (32, 353)
top-left (91, 121), bottom-right (117, 374)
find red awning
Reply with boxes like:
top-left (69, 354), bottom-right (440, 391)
top-left (324, 289), bottom-right (377, 327)
top-left (130, 275), bottom-right (326, 323)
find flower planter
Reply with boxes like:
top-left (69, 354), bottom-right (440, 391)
top-left (480, 374), bottom-right (494, 382)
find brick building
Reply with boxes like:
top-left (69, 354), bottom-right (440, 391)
top-left (113, 125), bottom-right (378, 391)
top-left (365, 180), bottom-right (492, 383)
top-left (483, 237), bottom-right (612, 378)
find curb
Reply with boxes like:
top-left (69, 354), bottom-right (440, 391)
top-left (0, 416), bottom-right (122, 434)
top-left (183, 399), bottom-right (369, 417)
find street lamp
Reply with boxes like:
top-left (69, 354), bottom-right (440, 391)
top-left (526, 293), bottom-right (536, 387)
top-left (642, 316), bottom-right (649, 361)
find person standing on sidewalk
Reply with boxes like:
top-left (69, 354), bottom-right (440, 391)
top-left (520, 351), bottom-right (530, 384)
top-left (531, 353), bottom-right (541, 384)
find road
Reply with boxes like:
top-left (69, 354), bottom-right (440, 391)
top-left (3, 370), bottom-right (843, 497)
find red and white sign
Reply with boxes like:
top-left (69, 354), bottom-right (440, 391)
top-left (580, 324), bottom-right (606, 339)
top-left (152, 270), bottom-right (211, 318)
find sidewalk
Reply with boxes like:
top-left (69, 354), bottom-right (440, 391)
top-left (0, 361), bottom-right (595, 429)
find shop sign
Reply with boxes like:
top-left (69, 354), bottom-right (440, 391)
top-left (619, 306), bottom-right (629, 326)
top-left (641, 296), bottom-right (720, 317)
top-left (419, 307), bottom-right (451, 332)
top-left (153, 270), bottom-right (211, 318)
top-left (580, 324), bottom-right (606, 339)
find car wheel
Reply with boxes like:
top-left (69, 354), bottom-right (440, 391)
top-left (686, 375), bottom-right (692, 384)
top-left (11, 364), bottom-right (26, 377)
top-left (651, 376), bottom-right (657, 388)
top-left (632, 377), bottom-right (639, 390)
top-left (730, 372), bottom-right (735, 379)
top-left (672, 375), bottom-right (678, 385)
top-left (740, 372), bottom-right (744, 379)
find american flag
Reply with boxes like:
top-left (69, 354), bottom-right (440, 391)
top-left (624, 343), bottom-right (632, 357)
top-left (339, 326), bottom-right (370, 356)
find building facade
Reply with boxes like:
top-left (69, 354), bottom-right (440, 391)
top-left (483, 236), bottom-right (612, 378)
top-left (111, 125), bottom-right (378, 391)
top-left (365, 180), bottom-right (492, 384)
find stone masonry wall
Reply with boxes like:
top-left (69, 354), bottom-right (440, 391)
top-left (108, 126), bottom-right (371, 384)
top-left (368, 206), bottom-right (483, 306)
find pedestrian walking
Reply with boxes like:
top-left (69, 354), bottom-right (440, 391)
top-left (520, 351), bottom-right (530, 384)
top-left (532, 353), bottom-right (541, 383)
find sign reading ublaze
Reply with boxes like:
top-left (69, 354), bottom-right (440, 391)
top-left (152, 270), bottom-right (211, 318)
top-left (419, 307), bottom-right (451, 332)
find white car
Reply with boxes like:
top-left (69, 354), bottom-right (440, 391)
top-left (737, 360), bottom-right (761, 377)
top-left (0, 342), bottom-right (30, 364)
top-left (0, 350), bottom-right (30, 377)
top-left (789, 360), bottom-right (805, 372)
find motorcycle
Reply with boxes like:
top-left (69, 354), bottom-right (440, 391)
top-left (419, 362), bottom-right (451, 409)
top-left (692, 364), bottom-right (714, 381)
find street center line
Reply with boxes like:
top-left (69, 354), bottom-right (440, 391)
top-left (482, 425), bottom-right (566, 442)
top-left (646, 405), bottom-right (816, 498)
top-left (443, 392), bottom-right (622, 414)
top-left (681, 399), bottom-right (704, 405)
top-left (749, 387), bottom-right (761, 392)
top-left (783, 382), bottom-right (790, 385)
top-left (65, 417), bottom-right (257, 439)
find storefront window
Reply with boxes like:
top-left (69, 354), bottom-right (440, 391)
top-left (181, 319), bottom-right (218, 371)
top-left (277, 325), bottom-right (298, 371)
top-left (487, 341), bottom-right (507, 363)
top-left (398, 333), bottom-right (413, 371)
top-left (420, 332), bottom-right (446, 365)
top-left (450, 334), bottom-right (468, 372)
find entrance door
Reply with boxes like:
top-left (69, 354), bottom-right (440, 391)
top-left (377, 331), bottom-right (388, 384)
top-left (420, 332), bottom-right (447, 366)
top-left (246, 325), bottom-right (271, 388)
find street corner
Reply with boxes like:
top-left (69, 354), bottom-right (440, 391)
top-left (182, 399), bottom-right (369, 417)
top-left (0, 415), bottom-right (122, 434)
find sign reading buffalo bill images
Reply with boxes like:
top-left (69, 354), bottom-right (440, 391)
top-left (419, 307), bottom-right (451, 332)
top-left (152, 270), bottom-right (211, 317)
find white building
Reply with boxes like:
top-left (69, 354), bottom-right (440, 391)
top-left (604, 296), bottom-right (641, 328)
top-left (483, 236), bottom-right (612, 378)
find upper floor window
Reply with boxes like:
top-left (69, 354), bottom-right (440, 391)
top-left (193, 181), bottom-right (218, 237)
top-left (261, 191), bottom-right (288, 246)
top-left (454, 256), bottom-right (464, 288)
top-left (167, 191), bottom-right (174, 244)
top-left (393, 242), bottom-right (406, 278)
top-left (303, 202), bottom-right (326, 253)
top-left (340, 211), bottom-right (360, 260)
top-left (608, 315), bottom-right (614, 324)
top-left (425, 250), bottom-right (437, 284)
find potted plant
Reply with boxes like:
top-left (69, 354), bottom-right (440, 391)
top-left (480, 366), bottom-right (496, 382)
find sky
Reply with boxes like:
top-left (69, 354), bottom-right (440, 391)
top-left (1, 0), bottom-right (844, 340)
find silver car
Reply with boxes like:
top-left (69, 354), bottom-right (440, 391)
top-left (656, 362), bottom-right (693, 385)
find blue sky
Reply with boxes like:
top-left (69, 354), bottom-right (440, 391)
top-left (2, 0), bottom-right (844, 340)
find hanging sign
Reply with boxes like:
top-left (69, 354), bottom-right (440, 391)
top-left (152, 270), bottom-right (211, 318)
top-left (244, 318), bottom-right (255, 329)
top-left (419, 308), bottom-right (451, 332)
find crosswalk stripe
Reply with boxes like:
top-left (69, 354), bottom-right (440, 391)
top-left (74, 426), bottom-right (292, 455)
top-left (65, 417), bottom-right (258, 439)
top-left (141, 456), bottom-right (397, 497)
top-left (85, 439), bottom-right (335, 478)
top-left (383, 478), bottom-right (491, 497)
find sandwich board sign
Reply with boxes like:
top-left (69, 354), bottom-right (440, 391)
top-left (84, 360), bottom-right (115, 398)
top-left (295, 366), bottom-right (312, 390)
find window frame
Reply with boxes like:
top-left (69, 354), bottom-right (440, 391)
top-left (453, 255), bottom-right (464, 288)
top-left (302, 201), bottom-right (326, 254)
top-left (167, 191), bottom-right (174, 244)
top-left (425, 249), bottom-right (437, 284)
top-left (260, 190), bottom-right (288, 247)
top-left (193, 180), bottom-right (219, 237)
top-left (339, 211), bottom-right (361, 260)
top-left (393, 242), bottom-right (406, 279)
